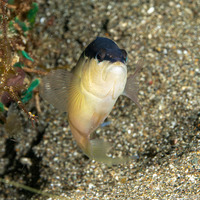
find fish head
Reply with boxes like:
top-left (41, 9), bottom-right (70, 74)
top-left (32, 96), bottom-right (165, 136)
top-left (80, 37), bottom-right (128, 99)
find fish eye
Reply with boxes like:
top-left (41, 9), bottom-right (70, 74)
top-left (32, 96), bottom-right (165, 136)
top-left (96, 48), bottom-right (106, 63)
top-left (121, 49), bottom-right (128, 63)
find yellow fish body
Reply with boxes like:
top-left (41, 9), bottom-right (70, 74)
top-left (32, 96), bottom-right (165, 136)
top-left (41, 37), bottom-right (142, 165)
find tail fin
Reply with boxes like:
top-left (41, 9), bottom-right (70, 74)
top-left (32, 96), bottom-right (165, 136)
top-left (85, 139), bottom-right (137, 166)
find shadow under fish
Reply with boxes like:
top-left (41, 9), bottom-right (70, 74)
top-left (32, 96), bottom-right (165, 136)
top-left (40, 37), bottom-right (142, 165)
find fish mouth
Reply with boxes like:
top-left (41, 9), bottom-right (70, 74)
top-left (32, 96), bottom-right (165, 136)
top-left (102, 62), bottom-right (127, 84)
top-left (106, 62), bottom-right (127, 75)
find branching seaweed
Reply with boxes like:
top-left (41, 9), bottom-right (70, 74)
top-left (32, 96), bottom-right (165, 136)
top-left (0, 1), bottom-right (71, 199)
top-left (0, 0), bottom-right (39, 126)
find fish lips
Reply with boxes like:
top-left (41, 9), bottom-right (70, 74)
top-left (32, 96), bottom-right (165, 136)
top-left (106, 62), bottom-right (127, 76)
top-left (101, 62), bottom-right (127, 85)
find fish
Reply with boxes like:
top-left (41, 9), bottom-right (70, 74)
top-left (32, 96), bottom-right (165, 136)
top-left (40, 37), bottom-right (142, 165)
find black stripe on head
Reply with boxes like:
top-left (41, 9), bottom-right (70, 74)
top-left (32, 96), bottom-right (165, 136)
top-left (83, 37), bottom-right (127, 63)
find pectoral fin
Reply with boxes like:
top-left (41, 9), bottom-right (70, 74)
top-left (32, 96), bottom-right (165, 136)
top-left (40, 69), bottom-right (73, 112)
top-left (123, 61), bottom-right (143, 109)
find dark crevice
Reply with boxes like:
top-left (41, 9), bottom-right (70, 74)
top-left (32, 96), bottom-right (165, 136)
top-left (63, 18), bottom-right (69, 32)
top-left (54, 54), bottom-right (62, 67)
top-left (90, 4), bottom-right (95, 9)
top-left (18, 150), bottom-right (42, 198)
top-left (32, 125), bottom-right (48, 146)
top-left (76, 38), bottom-right (84, 48)
top-left (2, 138), bottom-right (17, 171)
top-left (102, 18), bottom-right (109, 32)
top-left (1, 125), bottom-right (48, 198)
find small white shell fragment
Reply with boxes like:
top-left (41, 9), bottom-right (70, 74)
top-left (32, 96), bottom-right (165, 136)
top-left (147, 7), bottom-right (155, 14)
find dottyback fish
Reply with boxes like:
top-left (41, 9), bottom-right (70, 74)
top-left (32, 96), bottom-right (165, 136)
top-left (41, 37), bottom-right (142, 165)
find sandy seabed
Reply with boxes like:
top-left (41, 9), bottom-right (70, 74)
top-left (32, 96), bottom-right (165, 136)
top-left (0, 0), bottom-right (200, 199)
